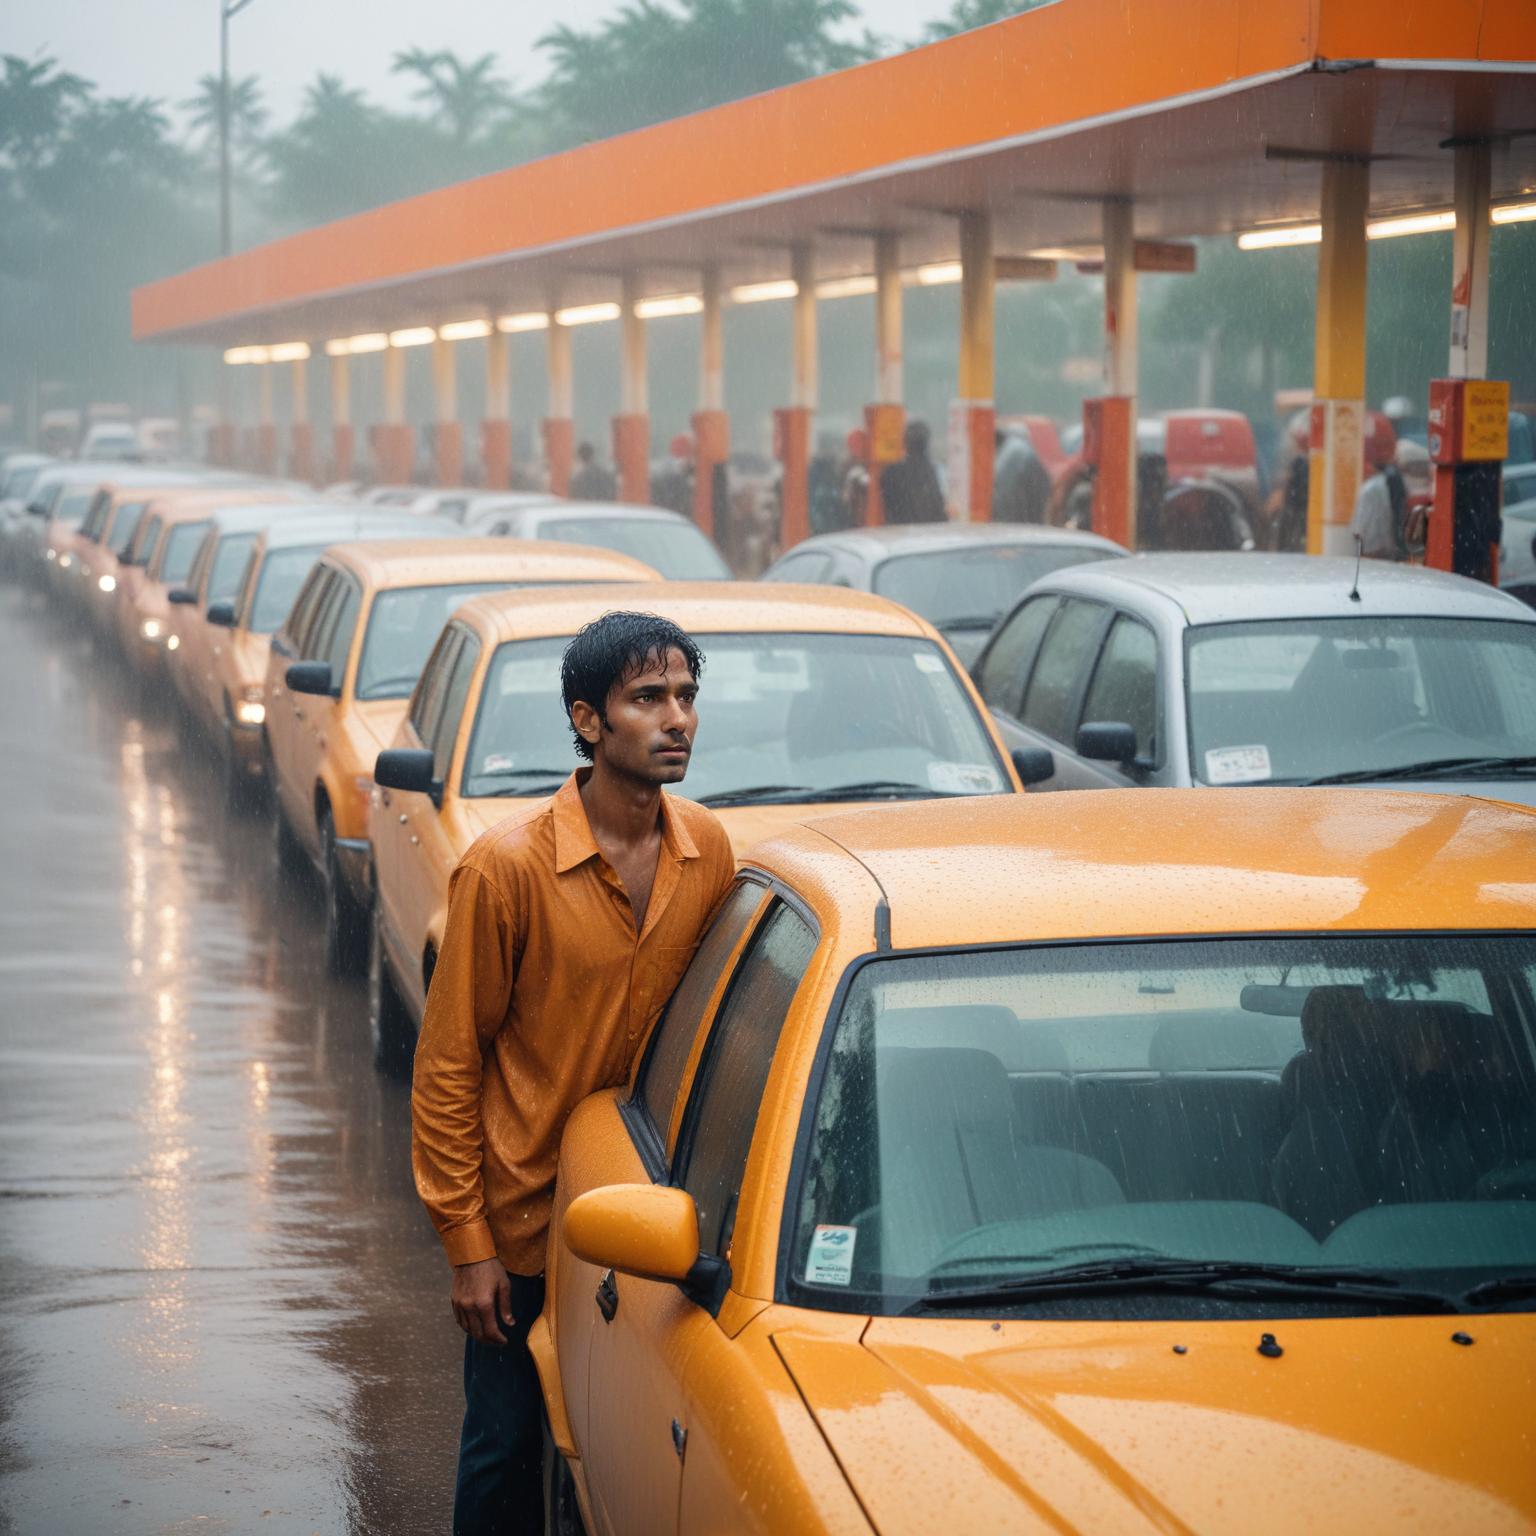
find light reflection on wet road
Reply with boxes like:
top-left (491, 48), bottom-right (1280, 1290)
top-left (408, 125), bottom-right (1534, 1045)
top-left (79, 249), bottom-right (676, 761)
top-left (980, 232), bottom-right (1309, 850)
top-left (0, 588), bottom-right (461, 1534)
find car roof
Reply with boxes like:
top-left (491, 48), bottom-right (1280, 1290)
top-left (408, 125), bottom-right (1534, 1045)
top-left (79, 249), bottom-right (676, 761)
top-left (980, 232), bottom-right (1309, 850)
top-left (1034, 553), bottom-right (1536, 624)
top-left (323, 537), bottom-right (659, 588)
top-left (521, 501), bottom-right (693, 526)
top-left (454, 580), bottom-right (937, 646)
top-left (752, 788), bottom-right (1536, 951)
top-left (249, 508), bottom-right (461, 550)
top-left (778, 522), bottom-right (1125, 562)
top-left (206, 501), bottom-right (346, 537)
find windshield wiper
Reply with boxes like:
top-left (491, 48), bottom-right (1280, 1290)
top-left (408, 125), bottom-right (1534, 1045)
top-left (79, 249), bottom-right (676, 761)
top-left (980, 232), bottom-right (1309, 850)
top-left (471, 767), bottom-right (571, 797)
top-left (907, 1258), bottom-right (1462, 1314)
top-left (1460, 1274), bottom-right (1536, 1308)
top-left (697, 783), bottom-right (811, 806)
top-left (1304, 754), bottom-right (1536, 786)
top-left (937, 614), bottom-right (1001, 631)
top-left (478, 782), bottom-right (566, 798)
top-left (811, 779), bottom-right (967, 802)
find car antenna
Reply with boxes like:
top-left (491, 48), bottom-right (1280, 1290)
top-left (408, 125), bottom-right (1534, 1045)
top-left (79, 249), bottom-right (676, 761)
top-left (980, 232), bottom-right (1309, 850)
top-left (1349, 533), bottom-right (1364, 603)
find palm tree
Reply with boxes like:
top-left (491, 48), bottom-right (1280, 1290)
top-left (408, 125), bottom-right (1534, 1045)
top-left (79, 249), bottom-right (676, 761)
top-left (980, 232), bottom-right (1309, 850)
top-left (924, 0), bottom-right (1050, 42)
top-left (181, 73), bottom-right (267, 162)
top-left (0, 53), bottom-right (90, 170)
top-left (390, 48), bottom-right (513, 146)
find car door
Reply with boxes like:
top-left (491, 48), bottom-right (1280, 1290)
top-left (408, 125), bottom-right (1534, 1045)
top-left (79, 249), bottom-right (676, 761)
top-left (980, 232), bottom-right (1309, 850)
top-left (553, 878), bottom-right (769, 1531)
top-left (267, 567), bottom-right (334, 835)
top-left (372, 629), bottom-right (457, 1000)
top-left (295, 574), bottom-right (363, 853)
top-left (391, 627), bottom-right (480, 1017)
top-left (581, 898), bottom-right (818, 1536)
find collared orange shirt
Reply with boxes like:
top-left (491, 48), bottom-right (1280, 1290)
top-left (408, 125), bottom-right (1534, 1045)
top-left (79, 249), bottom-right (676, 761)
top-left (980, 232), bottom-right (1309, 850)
top-left (412, 771), bottom-right (735, 1275)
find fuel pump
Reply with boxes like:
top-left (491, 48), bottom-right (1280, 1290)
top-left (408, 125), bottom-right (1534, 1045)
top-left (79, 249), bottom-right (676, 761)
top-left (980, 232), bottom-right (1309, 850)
top-left (1425, 378), bottom-right (1507, 584)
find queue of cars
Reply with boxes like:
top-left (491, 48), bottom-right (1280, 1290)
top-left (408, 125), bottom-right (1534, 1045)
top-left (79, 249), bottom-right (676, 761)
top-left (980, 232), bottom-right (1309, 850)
top-left (7, 442), bottom-right (1535, 1536)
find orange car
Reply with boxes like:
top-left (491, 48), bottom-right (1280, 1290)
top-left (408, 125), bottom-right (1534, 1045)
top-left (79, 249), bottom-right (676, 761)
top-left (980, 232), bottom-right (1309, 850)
top-left (67, 479), bottom-right (187, 623)
top-left (368, 582), bottom-right (1022, 1066)
top-left (263, 538), bottom-right (658, 971)
top-left (176, 505), bottom-right (443, 795)
top-left (113, 488), bottom-right (298, 677)
top-left (537, 788), bottom-right (1536, 1535)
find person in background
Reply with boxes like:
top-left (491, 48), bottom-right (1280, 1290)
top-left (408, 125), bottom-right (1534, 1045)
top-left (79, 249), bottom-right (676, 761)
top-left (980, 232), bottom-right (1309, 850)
top-left (841, 427), bottom-right (870, 528)
top-left (1266, 413), bottom-right (1311, 552)
top-left (1350, 413), bottom-right (1406, 561)
top-left (808, 430), bottom-right (845, 535)
top-left (879, 419), bottom-right (946, 525)
top-left (992, 427), bottom-right (1052, 523)
top-left (570, 440), bottom-right (617, 502)
top-left (411, 612), bottom-right (735, 1534)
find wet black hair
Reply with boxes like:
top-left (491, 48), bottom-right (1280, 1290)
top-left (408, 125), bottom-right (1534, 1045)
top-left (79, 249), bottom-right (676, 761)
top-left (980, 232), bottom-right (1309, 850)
top-left (561, 611), bottom-right (705, 762)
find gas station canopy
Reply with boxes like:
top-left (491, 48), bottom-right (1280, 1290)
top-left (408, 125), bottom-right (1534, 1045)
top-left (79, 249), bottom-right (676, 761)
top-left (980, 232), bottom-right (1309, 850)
top-left (132, 0), bottom-right (1536, 348)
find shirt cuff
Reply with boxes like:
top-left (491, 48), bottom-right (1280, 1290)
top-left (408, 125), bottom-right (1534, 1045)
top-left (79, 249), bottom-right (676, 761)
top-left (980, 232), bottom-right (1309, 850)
top-left (441, 1219), bottom-right (498, 1268)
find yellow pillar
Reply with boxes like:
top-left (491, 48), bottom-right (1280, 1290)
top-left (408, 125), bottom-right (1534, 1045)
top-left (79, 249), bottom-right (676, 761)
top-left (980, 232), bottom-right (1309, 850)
top-left (329, 350), bottom-right (354, 482)
top-left (1308, 159), bottom-right (1369, 556)
top-left (483, 327), bottom-right (511, 489)
top-left (431, 334), bottom-right (461, 487)
top-left (952, 209), bottom-right (995, 521)
top-left (1096, 199), bottom-right (1139, 548)
top-left (378, 341), bottom-right (411, 484)
top-left (289, 355), bottom-right (316, 483)
top-left (545, 316), bottom-right (574, 496)
top-left (875, 232), bottom-right (903, 405)
top-left (615, 272), bottom-right (650, 503)
top-left (699, 265), bottom-right (724, 412)
top-left (791, 246), bottom-right (817, 410)
top-left (693, 265), bottom-right (728, 537)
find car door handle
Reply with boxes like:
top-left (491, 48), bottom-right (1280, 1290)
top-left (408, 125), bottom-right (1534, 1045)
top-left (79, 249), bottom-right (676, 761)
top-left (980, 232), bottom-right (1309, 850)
top-left (595, 1269), bottom-right (618, 1323)
top-left (409, 834), bottom-right (419, 846)
top-left (397, 813), bottom-right (407, 824)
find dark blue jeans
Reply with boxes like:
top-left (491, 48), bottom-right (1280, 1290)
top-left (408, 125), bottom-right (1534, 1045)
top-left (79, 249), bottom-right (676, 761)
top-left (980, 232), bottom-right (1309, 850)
top-left (453, 1272), bottom-right (547, 1536)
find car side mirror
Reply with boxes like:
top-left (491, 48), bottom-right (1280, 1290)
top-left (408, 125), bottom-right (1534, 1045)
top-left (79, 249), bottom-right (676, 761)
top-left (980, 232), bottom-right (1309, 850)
top-left (168, 587), bottom-right (197, 605)
top-left (1011, 745), bottom-right (1055, 786)
top-left (374, 747), bottom-right (440, 804)
top-left (286, 660), bottom-right (335, 697)
top-left (205, 599), bottom-right (236, 628)
top-left (1076, 720), bottom-right (1138, 763)
top-left (564, 1184), bottom-right (700, 1284)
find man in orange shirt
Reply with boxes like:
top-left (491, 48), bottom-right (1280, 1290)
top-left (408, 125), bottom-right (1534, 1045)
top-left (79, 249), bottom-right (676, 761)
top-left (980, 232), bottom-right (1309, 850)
top-left (412, 611), bottom-right (735, 1534)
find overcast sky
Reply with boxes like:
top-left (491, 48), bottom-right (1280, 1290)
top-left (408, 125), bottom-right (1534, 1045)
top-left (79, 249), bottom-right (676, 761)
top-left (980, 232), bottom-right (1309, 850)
top-left (5, 0), bottom-right (946, 125)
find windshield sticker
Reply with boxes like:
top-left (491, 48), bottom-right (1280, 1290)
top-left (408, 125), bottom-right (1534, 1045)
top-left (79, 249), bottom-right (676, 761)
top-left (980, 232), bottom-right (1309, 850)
top-left (928, 760), bottom-right (1002, 795)
top-left (481, 753), bottom-right (517, 775)
top-left (805, 1224), bottom-right (856, 1286)
top-left (1204, 744), bottom-right (1272, 785)
top-left (913, 651), bottom-right (946, 674)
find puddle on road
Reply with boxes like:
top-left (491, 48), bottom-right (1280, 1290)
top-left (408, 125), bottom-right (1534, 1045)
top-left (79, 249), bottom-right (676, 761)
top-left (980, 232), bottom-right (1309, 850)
top-left (0, 590), bottom-right (461, 1534)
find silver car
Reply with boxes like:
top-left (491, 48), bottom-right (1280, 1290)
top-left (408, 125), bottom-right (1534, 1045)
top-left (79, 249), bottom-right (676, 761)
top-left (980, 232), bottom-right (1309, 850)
top-left (466, 499), bottom-right (732, 580)
top-left (762, 522), bottom-right (1125, 667)
top-left (972, 553), bottom-right (1536, 805)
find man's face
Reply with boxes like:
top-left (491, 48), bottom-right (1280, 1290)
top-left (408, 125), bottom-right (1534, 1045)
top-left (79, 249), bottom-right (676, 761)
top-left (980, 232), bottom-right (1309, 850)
top-left (580, 645), bottom-right (699, 785)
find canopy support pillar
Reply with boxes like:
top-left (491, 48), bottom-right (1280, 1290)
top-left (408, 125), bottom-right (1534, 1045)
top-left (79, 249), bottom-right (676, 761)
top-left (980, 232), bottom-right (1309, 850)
top-left (544, 316), bottom-right (574, 497)
top-left (864, 231), bottom-right (906, 528)
top-left (691, 264), bottom-right (728, 538)
top-left (1089, 198), bottom-right (1138, 547)
top-left (329, 351), bottom-right (353, 483)
top-left (951, 209), bottom-right (995, 522)
top-left (482, 328), bottom-right (511, 490)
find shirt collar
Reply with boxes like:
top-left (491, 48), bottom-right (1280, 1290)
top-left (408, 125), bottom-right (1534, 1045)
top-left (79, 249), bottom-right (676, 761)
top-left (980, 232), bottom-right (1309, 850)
top-left (552, 769), bottom-right (699, 874)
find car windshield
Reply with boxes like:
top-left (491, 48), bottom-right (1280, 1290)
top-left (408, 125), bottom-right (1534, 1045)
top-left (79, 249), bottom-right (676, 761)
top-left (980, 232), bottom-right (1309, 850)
top-left (208, 532), bottom-right (258, 603)
top-left (540, 516), bottom-right (729, 579)
top-left (462, 631), bottom-right (1007, 801)
top-left (247, 544), bottom-right (324, 634)
top-left (873, 544), bottom-right (1116, 628)
top-left (1186, 617), bottom-right (1536, 784)
top-left (160, 520), bottom-right (210, 584)
top-left (355, 582), bottom-right (509, 700)
top-left (789, 934), bottom-right (1536, 1315)
top-left (108, 502), bottom-right (148, 557)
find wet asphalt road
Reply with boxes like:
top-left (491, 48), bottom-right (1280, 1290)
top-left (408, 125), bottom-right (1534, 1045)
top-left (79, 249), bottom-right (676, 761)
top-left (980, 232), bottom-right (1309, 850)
top-left (0, 585), bottom-right (463, 1534)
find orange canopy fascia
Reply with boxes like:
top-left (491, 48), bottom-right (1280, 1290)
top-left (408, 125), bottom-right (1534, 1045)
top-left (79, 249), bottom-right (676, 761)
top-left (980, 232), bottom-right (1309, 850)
top-left (132, 0), bottom-right (1536, 346)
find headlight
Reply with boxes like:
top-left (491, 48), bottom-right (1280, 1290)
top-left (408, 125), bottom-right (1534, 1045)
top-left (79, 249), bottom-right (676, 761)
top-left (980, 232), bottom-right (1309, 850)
top-left (45, 548), bottom-right (56, 562)
top-left (97, 573), bottom-right (116, 593)
top-left (58, 553), bottom-right (72, 568)
top-left (165, 634), bottom-right (180, 652)
top-left (234, 699), bottom-right (266, 727)
top-left (140, 618), bottom-right (164, 642)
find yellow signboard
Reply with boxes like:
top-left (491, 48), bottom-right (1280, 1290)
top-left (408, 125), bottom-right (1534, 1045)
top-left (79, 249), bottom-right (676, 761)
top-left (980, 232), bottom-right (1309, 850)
top-left (1462, 379), bottom-right (1509, 462)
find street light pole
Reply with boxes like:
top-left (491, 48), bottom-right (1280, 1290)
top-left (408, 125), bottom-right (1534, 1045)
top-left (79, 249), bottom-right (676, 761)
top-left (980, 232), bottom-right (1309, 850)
top-left (219, 0), bottom-right (257, 258)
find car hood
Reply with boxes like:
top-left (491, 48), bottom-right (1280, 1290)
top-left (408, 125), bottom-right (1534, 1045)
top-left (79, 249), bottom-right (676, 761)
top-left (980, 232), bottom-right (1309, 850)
top-left (775, 1316), bottom-right (1536, 1535)
top-left (459, 796), bottom-right (939, 859)
top-left (354, 698), bottom-right (409, 756)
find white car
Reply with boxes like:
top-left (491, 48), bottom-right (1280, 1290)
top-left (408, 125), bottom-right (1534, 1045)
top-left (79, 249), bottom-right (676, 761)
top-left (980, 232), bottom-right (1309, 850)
top-left (1500, 462), bottom-right (1536, 604)
top-left (467, 498), bottom-right (732, 579)
top-left (971, 552), bottom-right (1536, 806)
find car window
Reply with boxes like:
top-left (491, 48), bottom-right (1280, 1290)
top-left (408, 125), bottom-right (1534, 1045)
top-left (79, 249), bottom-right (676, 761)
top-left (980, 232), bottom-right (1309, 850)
top-left (131, 513), bottom-right (162, 565)
top-left (157, 520), bottom-right (210, 584)
top-left (410, 627), bottom-right (461, 746)
top-left (355, 582), bottom-right (508, 701)
top-left (874, 545), bottom-right (1117, 630)
top-left (675, 902), bottom-right (818, 1260)
top-left (1021, 598), bottom-right (1105, 742)
top-left (109, 502), bottom-right (148, 557)
top-left (1081, 614), bottom-right (1159, 763)
top-left (81, 491), bottom-right (110, 540)
top-left (247, 544), bottom-right (326, 635)
top-left (286, 566), bottom-right (333, 656)
top-left (634, 881), bottom-right (768, 1154)
top-left (323, 579), bottom-right (363, 683)
top-left (208, 532), bottom-right (258, 604)
top-left (429, 632), bottom-right (481, 783)
top-left (976, 595), bottom-right (1059, 719)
